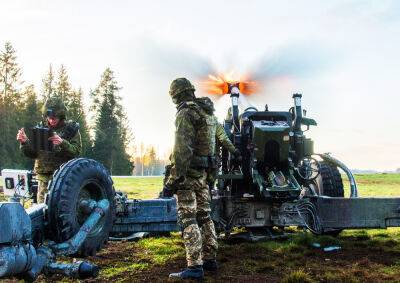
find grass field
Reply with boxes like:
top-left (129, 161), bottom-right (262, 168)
top-left (112, 176), bottom-right (162, 199)
top-left (348, 174), bottom-right (400, 197)
top-left (2, 174), bottom-right (400, 282)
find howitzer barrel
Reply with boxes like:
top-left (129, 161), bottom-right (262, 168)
top-left (292, 93), bottom-right (303, 133)
top-left (292, 93), bottom-right (304, 163)
top-left (229, 83), bottom-right (241, 137)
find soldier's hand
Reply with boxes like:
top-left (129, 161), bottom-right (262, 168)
top-left (166, 175), bottom-right (185, 192)
top-left (161, 186), bottom-right (174, 198)
top-left (17, 128), bottom-right (28, 144)
top-left (49, 134), bottom-right (63, 145)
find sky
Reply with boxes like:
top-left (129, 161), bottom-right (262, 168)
top-left (1, 0), bottom-right (400, 170)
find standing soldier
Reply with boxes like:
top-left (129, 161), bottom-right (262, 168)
top-left (161, 98), bottom-right (240, 197)
top-left (195, 97), bottom-right (241, 190)
top-left (16, 97), bottom-right (82, 203)
top-left (166, 78), bottom-right (232, 280)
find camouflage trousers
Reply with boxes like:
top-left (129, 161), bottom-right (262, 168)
top-left (176, 172), bottom-right (218, 267)
top-left (36, 173), bottom-right (52, 203)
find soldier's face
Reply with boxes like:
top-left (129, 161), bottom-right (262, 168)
top-left (171, 96), bottom-right (179, 104)
top-left (47, 116), bottom-right (60, 128)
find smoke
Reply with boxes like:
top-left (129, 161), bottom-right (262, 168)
top-left (131, 37), bottom-right (216, 81)
top-left (251, 41), bottom-right (340, 82)
top-left (117, 37), bottom-right (342, 137)
top-left (115, 37), bottom-right (221, 152)
top-left (239, 41), bottom-right (343, 108)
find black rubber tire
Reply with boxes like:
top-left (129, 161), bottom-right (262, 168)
top-left (47, 158), bottom-right (116, 257)
top-left (319, 161), bottom-right (344, 197)
top-left (318, 161), bottom-right (344, 236)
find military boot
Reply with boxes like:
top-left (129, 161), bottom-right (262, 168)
top-left (169, 265), bottom-right (204, 280)
top-left (203, 259), bottom-right (218, 272)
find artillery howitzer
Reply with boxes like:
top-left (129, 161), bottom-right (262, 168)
top-left (1, 88), bottom-right (400, 281)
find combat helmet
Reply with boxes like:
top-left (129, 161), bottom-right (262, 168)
top-left (169, 78), bottom-right (195, 98)
top-left (42, 96), bottom-right (67, 120)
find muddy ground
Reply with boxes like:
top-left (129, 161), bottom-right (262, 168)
top-left (4, 229), bottom-right (400, 283)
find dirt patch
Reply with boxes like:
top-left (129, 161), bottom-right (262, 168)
top-left (3, 232), bottom-right (400, 282)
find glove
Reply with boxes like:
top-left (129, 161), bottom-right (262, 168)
top-left (160, 186), bottom-right (174, 198)
top-left (233, 149), bottom-right (242, 162)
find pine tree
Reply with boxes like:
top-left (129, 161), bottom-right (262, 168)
top-left (55, 64), bottom-right (71, 105)
top-left (0, 42), bottom-right (23, 170)
top-left (21, 85), bottom-right (41, 129)
top-left (18, 85), bottom-right (42, 169)
top-left (91, 68), bottom-right (133, 175)
top-left (0, 42), bottom-right (22, 102)
top-left (68, 88), bottom-right (91, 156)
top-left (41, 64), bottom-right (54, 101)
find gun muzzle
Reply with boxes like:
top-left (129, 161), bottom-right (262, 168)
top-left (292, 93), bottom-right (303, 133)
top-left (229, 83), bottom-right (240, 135)
top-left (292, 93), bottom-right (304, 163)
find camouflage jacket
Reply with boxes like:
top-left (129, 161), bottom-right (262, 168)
top-left (216, 123), bottom-right (235, 154)
top-left (170, 100), bottom-right (235, 180)
top-left (20, 120), bottom-right (82, 174)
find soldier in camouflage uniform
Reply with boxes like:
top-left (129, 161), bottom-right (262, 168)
top-left (16, 97), bottom-right (82, 203)
top-left (195, 97), bottom-right (241, 190)
top-left (166, 78), bottom-right (233, 280)
top-left (161, 100), bottom-right (240, 198)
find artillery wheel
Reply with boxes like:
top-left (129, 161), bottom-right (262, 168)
top-left (47, 158), bottom-right (116, 256)
top-left (314, 161), bottom-right (344, 236)
top-left (315, 161), bottom-right (344, 197)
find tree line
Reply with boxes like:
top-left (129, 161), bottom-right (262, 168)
top-left (132, 144), bottom-right (169, 176)
top-left (0, 42), bottom-right (133, 175)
